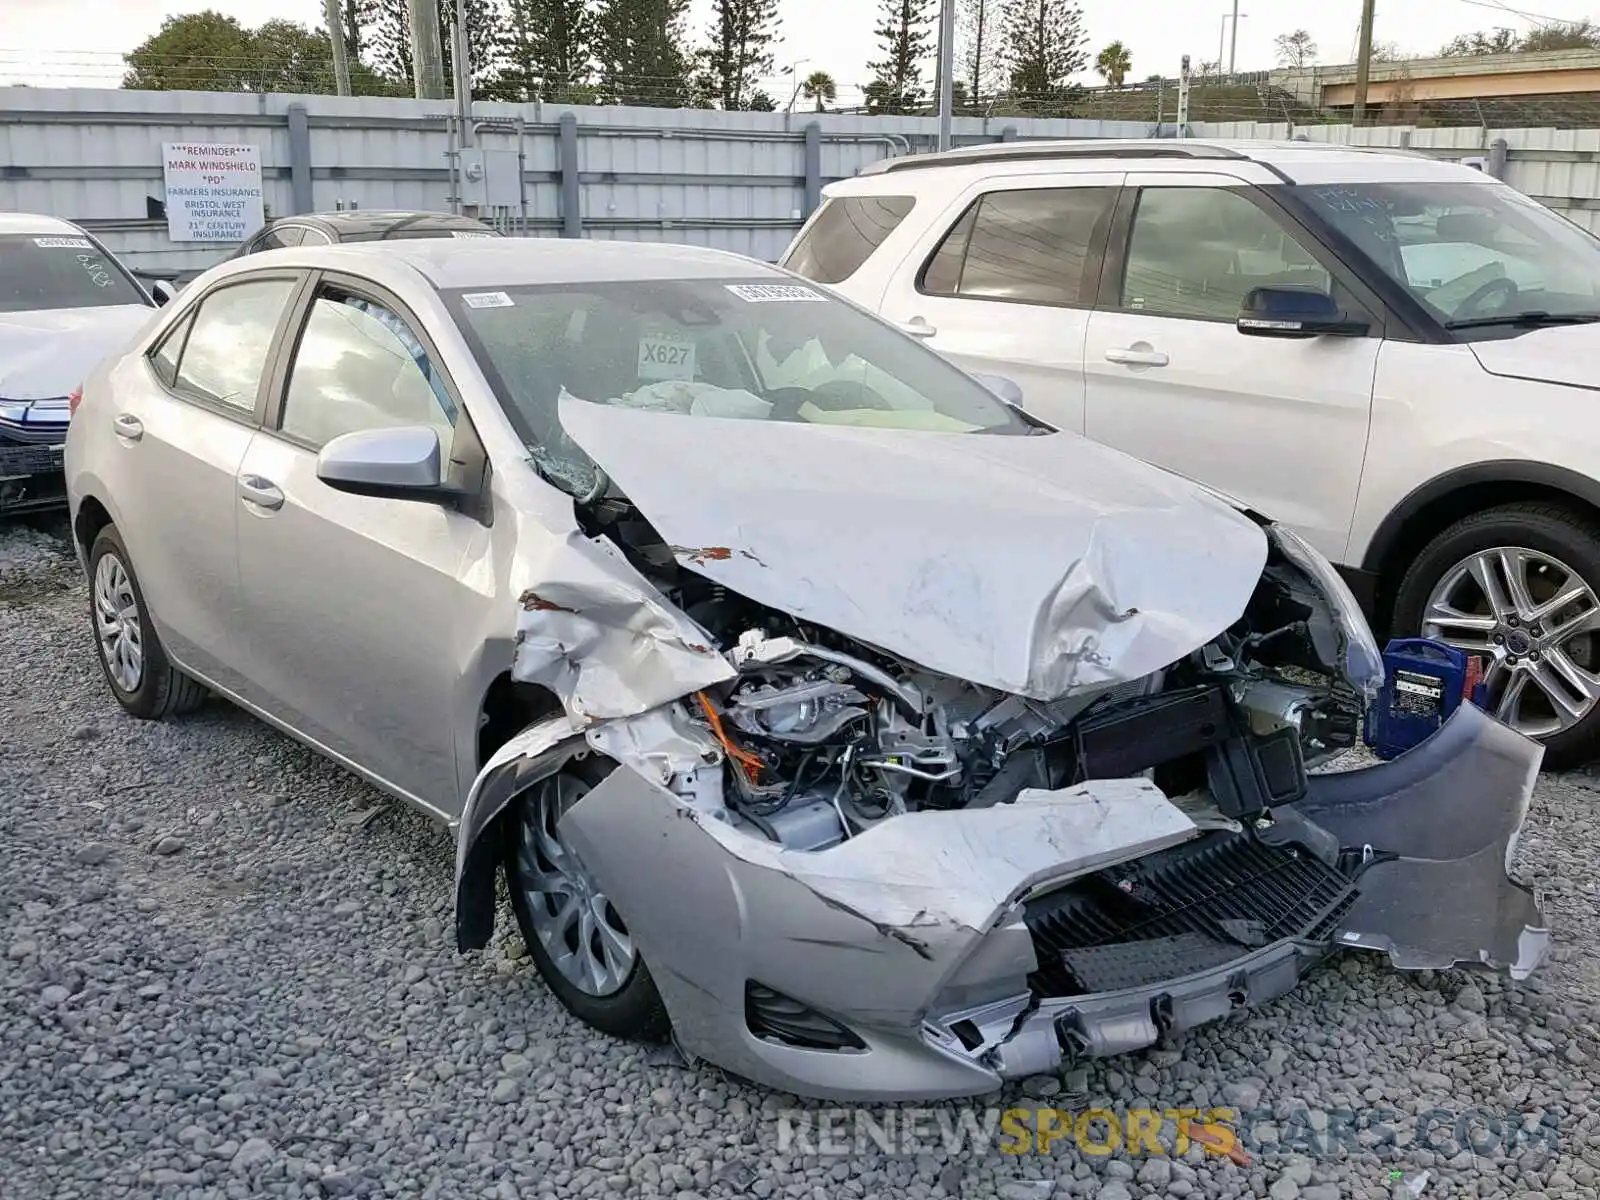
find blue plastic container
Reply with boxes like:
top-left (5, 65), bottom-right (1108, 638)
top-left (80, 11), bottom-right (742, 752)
top-left (1364, 639), bottom-right (1489, 760)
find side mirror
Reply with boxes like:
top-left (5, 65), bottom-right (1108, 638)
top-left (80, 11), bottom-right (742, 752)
top-left (316, 425), bottom-right (463, 504)
top-left (150, 280), bottom-right (176, 306)
top-left (970, 372), bottom-right (1025, 408)
top-left (1238, 286), bottom-right (1369, 338)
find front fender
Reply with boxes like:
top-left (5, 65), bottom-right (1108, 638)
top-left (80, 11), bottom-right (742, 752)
top-left (452, 717), bottom-right (587, 952)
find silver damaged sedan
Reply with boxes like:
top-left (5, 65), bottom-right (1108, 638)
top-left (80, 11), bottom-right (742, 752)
top-left (64, 238), bottom-right (1550, 1101)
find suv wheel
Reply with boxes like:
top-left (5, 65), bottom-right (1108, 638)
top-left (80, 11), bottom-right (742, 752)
top-left (1393, 502), bottom-right (1600, 768)
top-left (87, 526), bottom-right (209, 720)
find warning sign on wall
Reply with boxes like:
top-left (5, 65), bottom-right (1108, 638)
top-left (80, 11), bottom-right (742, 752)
top-left (161, 142), bottom-right (265, 243)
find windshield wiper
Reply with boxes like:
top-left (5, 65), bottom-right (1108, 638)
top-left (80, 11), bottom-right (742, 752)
top-left (1445, 311), bottom-right (1600, 330)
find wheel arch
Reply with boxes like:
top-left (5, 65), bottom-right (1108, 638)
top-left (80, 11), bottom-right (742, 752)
top-left (73, 493), bottom-right (115, 561)
top-left (1360, 461), bottom-right (1600, 632)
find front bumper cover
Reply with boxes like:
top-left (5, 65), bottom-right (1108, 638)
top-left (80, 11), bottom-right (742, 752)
top-left (534, 702), bottom-right (1548, 1102)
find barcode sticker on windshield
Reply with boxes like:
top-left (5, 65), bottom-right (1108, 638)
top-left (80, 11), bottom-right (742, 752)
top-left (450, 231), bottom-right (495, 238)
top-left (725, 283), bottom-right (827, 303)
top-left (34, 237), bottom-right (92, 249)
top-left (462, 291), bottom-right (514, 308)
top-left (637, 335), bottom-right (697, 381)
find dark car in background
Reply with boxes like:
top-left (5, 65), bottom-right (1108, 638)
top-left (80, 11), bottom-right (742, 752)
top-left (168, 210), bottom-right (500, 288)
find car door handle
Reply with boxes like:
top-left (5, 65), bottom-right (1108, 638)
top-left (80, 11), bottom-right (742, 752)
top-left (1104, 346), bottom-right (1170, 367)
top-left (112, 413), bottom-right (144, 441)
top-left (898, 317), bottom-right (937, 338)
top-left (237, 474), bottom-right (284, 511)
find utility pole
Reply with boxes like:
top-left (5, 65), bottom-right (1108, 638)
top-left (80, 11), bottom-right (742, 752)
top-left (1352, 0), bottom-right (1376, 126)
top-left (936, 0), bottom-right (957, 152)
top-left (408, 0), bottom-right (448, 100)
top-left (1228, 0), bottom-right (1240, 74)
top-left (323, 0), bottom-right (352, 96)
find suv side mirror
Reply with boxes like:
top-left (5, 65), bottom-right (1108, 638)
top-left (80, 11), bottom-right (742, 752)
top-left (317, 425), bottom-right (468, 506)
top-left (1238, 286), bottom-right (1369, 338)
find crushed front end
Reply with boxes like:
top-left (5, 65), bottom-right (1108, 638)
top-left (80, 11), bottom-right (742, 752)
top-left (0, 397), bottom-right (69, 515)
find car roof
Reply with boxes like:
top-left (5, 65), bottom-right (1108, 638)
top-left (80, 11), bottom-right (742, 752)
top-left (279, 210), bottom-right (494, 237)
top-left (852, 138), bottom-right (1488, 187)
top-left (0, 212), bottom-right (87, 237)
top-left (237, 238), bottom-right (789, 289)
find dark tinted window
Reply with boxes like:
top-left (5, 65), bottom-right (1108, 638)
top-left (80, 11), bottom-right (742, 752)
top-left (0, 233), bottom-right (147, 313)
top-left (172, 278), bottom-right (296, 411)
top-left (782, 196), bottom-right (916, 284)
top-left (254, 225), bottom-right (305, 251)
top-left (919, 188), bottom-right (1117, 306)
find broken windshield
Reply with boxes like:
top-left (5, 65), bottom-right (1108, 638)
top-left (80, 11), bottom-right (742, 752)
top-left (446, 277), bottom-right (1038, 460)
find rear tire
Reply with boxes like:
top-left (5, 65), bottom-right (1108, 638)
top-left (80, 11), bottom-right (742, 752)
top-left (1392, 502), bottom-right (1600, 769)
top-left (87, 525), bottom-right (208, 720)
top-left (502, 756), bottom-right (670, 1041)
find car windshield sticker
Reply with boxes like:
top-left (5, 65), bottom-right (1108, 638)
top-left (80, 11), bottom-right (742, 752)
top-left (637, 335), bottom-right (697, 382)
top-left (34, 236), bottom-right (94, 249)
top-left (463, 291), bottom-right (514, 308)
top-left (724, 283), bottom-right (828, 303)
top-left (450, 231), bottom-right (496, 238)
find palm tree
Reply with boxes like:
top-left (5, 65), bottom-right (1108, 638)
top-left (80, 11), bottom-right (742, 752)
top-left (801, 69), bottom-right (837, 112)
top-left (1095, 40), bottom-right (1131, 88)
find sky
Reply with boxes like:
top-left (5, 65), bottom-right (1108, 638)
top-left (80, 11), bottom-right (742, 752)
top-left (2, 0), bottom-right (1598, 93)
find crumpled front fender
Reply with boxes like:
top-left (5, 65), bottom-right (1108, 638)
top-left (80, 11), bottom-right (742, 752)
top-left (1295, 701), bottom-right (1550, 979)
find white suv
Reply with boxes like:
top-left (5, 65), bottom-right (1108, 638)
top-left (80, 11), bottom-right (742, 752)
top-left (782, 138), bottom-right (1600, 766)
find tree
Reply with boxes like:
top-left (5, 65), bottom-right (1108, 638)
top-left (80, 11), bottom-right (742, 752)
top-left (1440, 28), bottom-right (1519, 57)
top-left (1521, 19), bottom-right (1600, 52)
top-left (594, 0), bottom-right (695, 106)
top-left (958, 0), bottom-right (998, 107)
top-left (1095, 40), bottom-right (1131, 87)
top-left (1273, 29), bottom-right (1317, 68)
top-left (998, 0), bottom-right (1087, 113)
top-left (746, 89), bottom-right (776, 111)
top-left (699, 0), bottom-right (781, 110)
top-left (358, 0), bottom-right (499, 95)
top-left (1371, 40), bottom-right (1405, 62)
top-left (868, 0), bottom-right (936, 114)
top-left (122, 10), bottom-right (393, 93)
top-left (800, 69), bottom-right (837, 111)
top-left (492, 0), bottom-right (592, 100)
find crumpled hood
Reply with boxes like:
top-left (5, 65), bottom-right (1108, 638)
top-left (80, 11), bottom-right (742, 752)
top-left (0, 305), bottom-right (154, 400)
top-left (1468, 324), bottom-right (1600, 390)
top-left (557, 396), bottom-right (1269, 700)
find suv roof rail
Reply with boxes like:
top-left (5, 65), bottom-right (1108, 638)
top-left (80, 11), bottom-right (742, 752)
top-left (859, 139), bottom-right (1252, 176)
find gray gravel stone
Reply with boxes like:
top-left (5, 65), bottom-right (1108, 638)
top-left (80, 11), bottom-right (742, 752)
top-left (3, 517), bottom-right (1597, 1200)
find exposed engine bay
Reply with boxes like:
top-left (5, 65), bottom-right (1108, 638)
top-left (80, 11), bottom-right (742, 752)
top-left (586, 496), bottom-right (1367, 855)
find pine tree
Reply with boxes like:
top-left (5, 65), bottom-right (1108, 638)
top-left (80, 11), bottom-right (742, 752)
top-left (699, 0), bottom-right (780, 111)
top-left (493, 0), bottom-right (592, 100)
top-left (958, 0), bottom-right (996, 110)
top-left (594, 0), bottom-right (694, 107)
top-left (998, 0), bottom-right (1086, 114)
top-left (358, 0), bottom-right (500, 95)
top-left (867, 0), bottom-right (935, 114)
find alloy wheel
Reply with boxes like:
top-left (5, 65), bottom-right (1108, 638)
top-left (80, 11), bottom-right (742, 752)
top-left (511, 772), bottom-right (637, 998)
top-left (1421, 545), bottom-right (1600, 739)
top-left (93, 552), bottom-right (144, 693)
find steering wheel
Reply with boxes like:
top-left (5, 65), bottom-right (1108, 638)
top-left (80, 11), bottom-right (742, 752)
top-left (1453, 276), bottom-right (1520, 322)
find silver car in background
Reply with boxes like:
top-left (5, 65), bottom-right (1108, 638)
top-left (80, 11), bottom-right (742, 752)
top-left (65, 238), bottom-right (1548, 1101)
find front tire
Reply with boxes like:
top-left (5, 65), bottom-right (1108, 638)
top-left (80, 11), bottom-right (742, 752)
top-left (502, 756), bottom-right (669, 1041)
top-left (87, 525), bottom-right (208, 720)
top-left (1392, 502), bottom-right (1600, 768)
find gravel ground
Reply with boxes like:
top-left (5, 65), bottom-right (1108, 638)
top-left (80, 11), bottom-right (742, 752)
top-left (1, 515), bottom-right (1597, 1200)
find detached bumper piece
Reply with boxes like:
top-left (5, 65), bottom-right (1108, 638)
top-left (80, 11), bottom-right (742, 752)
top-left (0, 441), bottom-right (66, 515)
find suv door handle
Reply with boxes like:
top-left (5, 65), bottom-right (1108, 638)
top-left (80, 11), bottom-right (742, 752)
top-left (112, 413), bottom-right (144, 441)
top-left (1104, 346), bottom-right (1170, 367)
top-left (898, 317), bottom-right (937, 338)
top-left (238, 474), bottom-right (284, 511)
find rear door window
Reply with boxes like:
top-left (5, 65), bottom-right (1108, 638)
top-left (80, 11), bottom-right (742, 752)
top-left (918, 187), bottom-right (1118, 307)
top-left (783, 196), bottom-right (916, 284)
top-left (170, 278), bottom-right (297, 412)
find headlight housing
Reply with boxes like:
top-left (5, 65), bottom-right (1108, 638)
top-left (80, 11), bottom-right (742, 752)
top-left (1268, 524), bottom-right (1386, 702)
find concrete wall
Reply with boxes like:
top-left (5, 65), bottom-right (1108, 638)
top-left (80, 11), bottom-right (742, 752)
top-left (6, 87), bottom-right (1600, 273)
